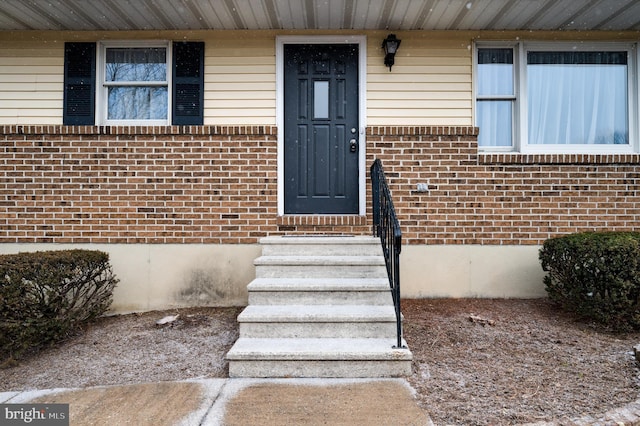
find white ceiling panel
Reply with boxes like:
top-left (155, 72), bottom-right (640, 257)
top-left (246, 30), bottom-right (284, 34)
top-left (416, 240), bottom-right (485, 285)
top-left (274, 0), bottom-right (307, 29)
top-left (351, 0), bottom-right (384, 29)
top-left (384, 0), bottom-right (421, 30)
top-left (0, 0), bottom-right (637, 31)
top-left (603, 2), bottom-right (640, 30)
top-left (161, 1), bottom-right (208, 30)
top-left (422, 0), bottom-right (468, 30)
top-left (0, 1), bottom-right (59, 30)
top-left (459, 0), bottom-right (514, 30)
top-left (235, 0), bottom-right (267, 29)
top-left (496, 0), bottom-right (549, 30)
top-left (186, 0), bottom-right (222, 29)
top-left (524, 0), bottom-right (589, 30)
top-left (566, 0), bottom-right (640, 31)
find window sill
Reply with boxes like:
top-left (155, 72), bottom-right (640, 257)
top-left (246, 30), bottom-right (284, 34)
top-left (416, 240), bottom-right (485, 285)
top-left (479, 153), bottom-right (640, 165)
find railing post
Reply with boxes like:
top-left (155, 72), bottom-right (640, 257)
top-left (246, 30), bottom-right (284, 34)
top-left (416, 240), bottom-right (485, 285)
top-left (393, 230), bottom-right (403, 349)
top-left (369, 159), bottom-right (406, 349)
top-left (370, 160), bottom-right (381, 237)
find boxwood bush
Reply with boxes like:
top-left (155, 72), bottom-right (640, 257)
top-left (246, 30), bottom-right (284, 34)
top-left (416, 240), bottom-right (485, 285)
top-left (539, 231), bottom-right (640, 331)
top-left (0, 250), bottom-right (118, 365)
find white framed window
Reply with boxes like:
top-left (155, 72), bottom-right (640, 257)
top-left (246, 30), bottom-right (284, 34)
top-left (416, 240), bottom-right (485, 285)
top-left (475, 41), bottom-right (638, 153)
top-left (476, 45), bottom-right (517, 150)
top-left (97, 41), bottom-right (171, 125)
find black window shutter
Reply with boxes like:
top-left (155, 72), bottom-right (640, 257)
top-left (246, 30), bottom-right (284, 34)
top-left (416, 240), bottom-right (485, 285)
top-left (63, 42), bottom-right (96, 125)
top-left (172, 41), bottom-right (204, 125)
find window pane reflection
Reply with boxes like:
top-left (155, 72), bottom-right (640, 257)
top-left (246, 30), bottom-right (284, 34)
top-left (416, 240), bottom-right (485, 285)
top-left (106, 48), bottom-right (166, 82)
top-left (108, 87), bottom-right (168, 120)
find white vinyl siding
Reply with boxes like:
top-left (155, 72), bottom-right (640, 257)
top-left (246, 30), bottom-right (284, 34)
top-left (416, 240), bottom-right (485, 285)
top-left (367, 34), bottom-right (473, 126)
top-left (0, 45), bottom-right (64, 124)
top-left (1, 31), bottom-right (638, 127)
top-left (0, 30), bottom-right (478, 127)
top-left (204, 35), bottom-right (276, 125)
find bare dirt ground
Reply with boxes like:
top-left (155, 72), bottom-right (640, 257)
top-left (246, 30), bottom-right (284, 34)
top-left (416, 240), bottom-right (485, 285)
top-left (2, 299), bottom-right (640, 425)
top-left (403, 298), bottom-right (640, 425)
top-left (0, 307), bottom-right (242, 390)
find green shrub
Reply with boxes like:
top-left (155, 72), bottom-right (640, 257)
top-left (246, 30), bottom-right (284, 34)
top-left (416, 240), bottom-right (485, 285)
top-left (539, 231), bottom-right (640, 331)
top-left (0, 250), bottom-right (118, 365)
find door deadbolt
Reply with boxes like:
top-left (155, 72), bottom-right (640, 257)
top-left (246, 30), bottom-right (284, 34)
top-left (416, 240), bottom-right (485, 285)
top-left (349, 139), bottom-right (357, 153)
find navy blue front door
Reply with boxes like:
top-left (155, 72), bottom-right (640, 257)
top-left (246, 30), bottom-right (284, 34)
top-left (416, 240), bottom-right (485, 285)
top-left (284, 44), bottom-right (359, 214)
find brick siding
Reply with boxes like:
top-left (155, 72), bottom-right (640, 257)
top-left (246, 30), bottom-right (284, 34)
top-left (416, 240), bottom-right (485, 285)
top-left (1, 126), bottom-right (280, 244)
top-left (2, 125), bottom-right (640, 245)
top-left (368, 126), bottom-right (640, 245)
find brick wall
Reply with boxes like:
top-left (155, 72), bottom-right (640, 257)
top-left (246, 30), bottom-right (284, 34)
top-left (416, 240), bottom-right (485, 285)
top-left (2, 125), bottom-right (639, 245)
top-left (368, 126), bottom-right (640, 245)
top-left (1, 126), bottom-right (281, 244)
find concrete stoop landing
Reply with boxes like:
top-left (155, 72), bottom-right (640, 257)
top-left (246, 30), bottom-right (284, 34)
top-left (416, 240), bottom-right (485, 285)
top-left (225, 235), bottom-right (413, 378)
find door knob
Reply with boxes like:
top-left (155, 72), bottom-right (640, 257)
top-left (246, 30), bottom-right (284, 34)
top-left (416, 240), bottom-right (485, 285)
top-left (349, 139), bottom-right (357, 153)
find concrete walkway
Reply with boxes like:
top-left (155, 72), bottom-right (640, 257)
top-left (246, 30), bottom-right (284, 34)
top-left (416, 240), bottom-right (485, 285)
top-left (1, 378), bottom-right (433, 426)
top-left (6, 378), bottom-right (640, 425)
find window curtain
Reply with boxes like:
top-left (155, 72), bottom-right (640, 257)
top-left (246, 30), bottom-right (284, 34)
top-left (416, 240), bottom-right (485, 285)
top-left (477, 100), bottom-right (512, 147)
top-left (527, 51), bottom-right (628, 145)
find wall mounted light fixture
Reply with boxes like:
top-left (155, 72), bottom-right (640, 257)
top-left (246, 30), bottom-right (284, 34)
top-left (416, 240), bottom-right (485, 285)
top-left (382, 34), bottom-right (401, 71)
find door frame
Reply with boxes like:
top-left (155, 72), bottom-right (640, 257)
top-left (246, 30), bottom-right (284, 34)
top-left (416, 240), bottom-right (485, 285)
top-left (276, 35), bottom-right (367, 216)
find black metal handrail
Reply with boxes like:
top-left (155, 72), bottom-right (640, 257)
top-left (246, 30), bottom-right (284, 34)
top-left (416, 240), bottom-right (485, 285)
top-left (370, 159), bottom-right (405, 349)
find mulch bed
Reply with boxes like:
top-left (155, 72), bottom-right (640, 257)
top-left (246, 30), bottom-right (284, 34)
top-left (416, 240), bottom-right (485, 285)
top-left (403, 298), bottom-right (640, 425)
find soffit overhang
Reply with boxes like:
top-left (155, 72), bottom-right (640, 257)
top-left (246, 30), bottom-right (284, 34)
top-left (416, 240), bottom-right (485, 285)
top-left (0, 0), bottom-right (638, 32)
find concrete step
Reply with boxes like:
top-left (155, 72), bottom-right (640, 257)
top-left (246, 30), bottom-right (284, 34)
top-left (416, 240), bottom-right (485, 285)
top-left (226, 337), bottom-right (412, 378)
top-left (260, 236), bottom-right (382, 257)
top-left (247, 277), bottom-right (392, 305)
top-left (225, 235), bottom-right (413, 378)
top-left (254, 255), bottom-right (387, 279)
top-left (237, 305), bottom-right (398, 338)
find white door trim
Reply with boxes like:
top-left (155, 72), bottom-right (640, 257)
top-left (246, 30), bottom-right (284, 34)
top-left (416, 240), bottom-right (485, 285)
top-left (276, 35), bottom-right (367, 216)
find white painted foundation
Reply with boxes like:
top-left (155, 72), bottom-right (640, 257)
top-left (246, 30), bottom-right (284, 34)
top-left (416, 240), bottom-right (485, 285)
top-left (401, 245), bottom-right (547, 299)
top-left (0, 244), bottom-right (261, 313)
top-left (0, 243), bottom-right (547, 314)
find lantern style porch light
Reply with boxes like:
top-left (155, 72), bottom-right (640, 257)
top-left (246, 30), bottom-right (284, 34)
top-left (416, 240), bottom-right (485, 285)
top-left (382, 34), bottom-right (401, 71)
